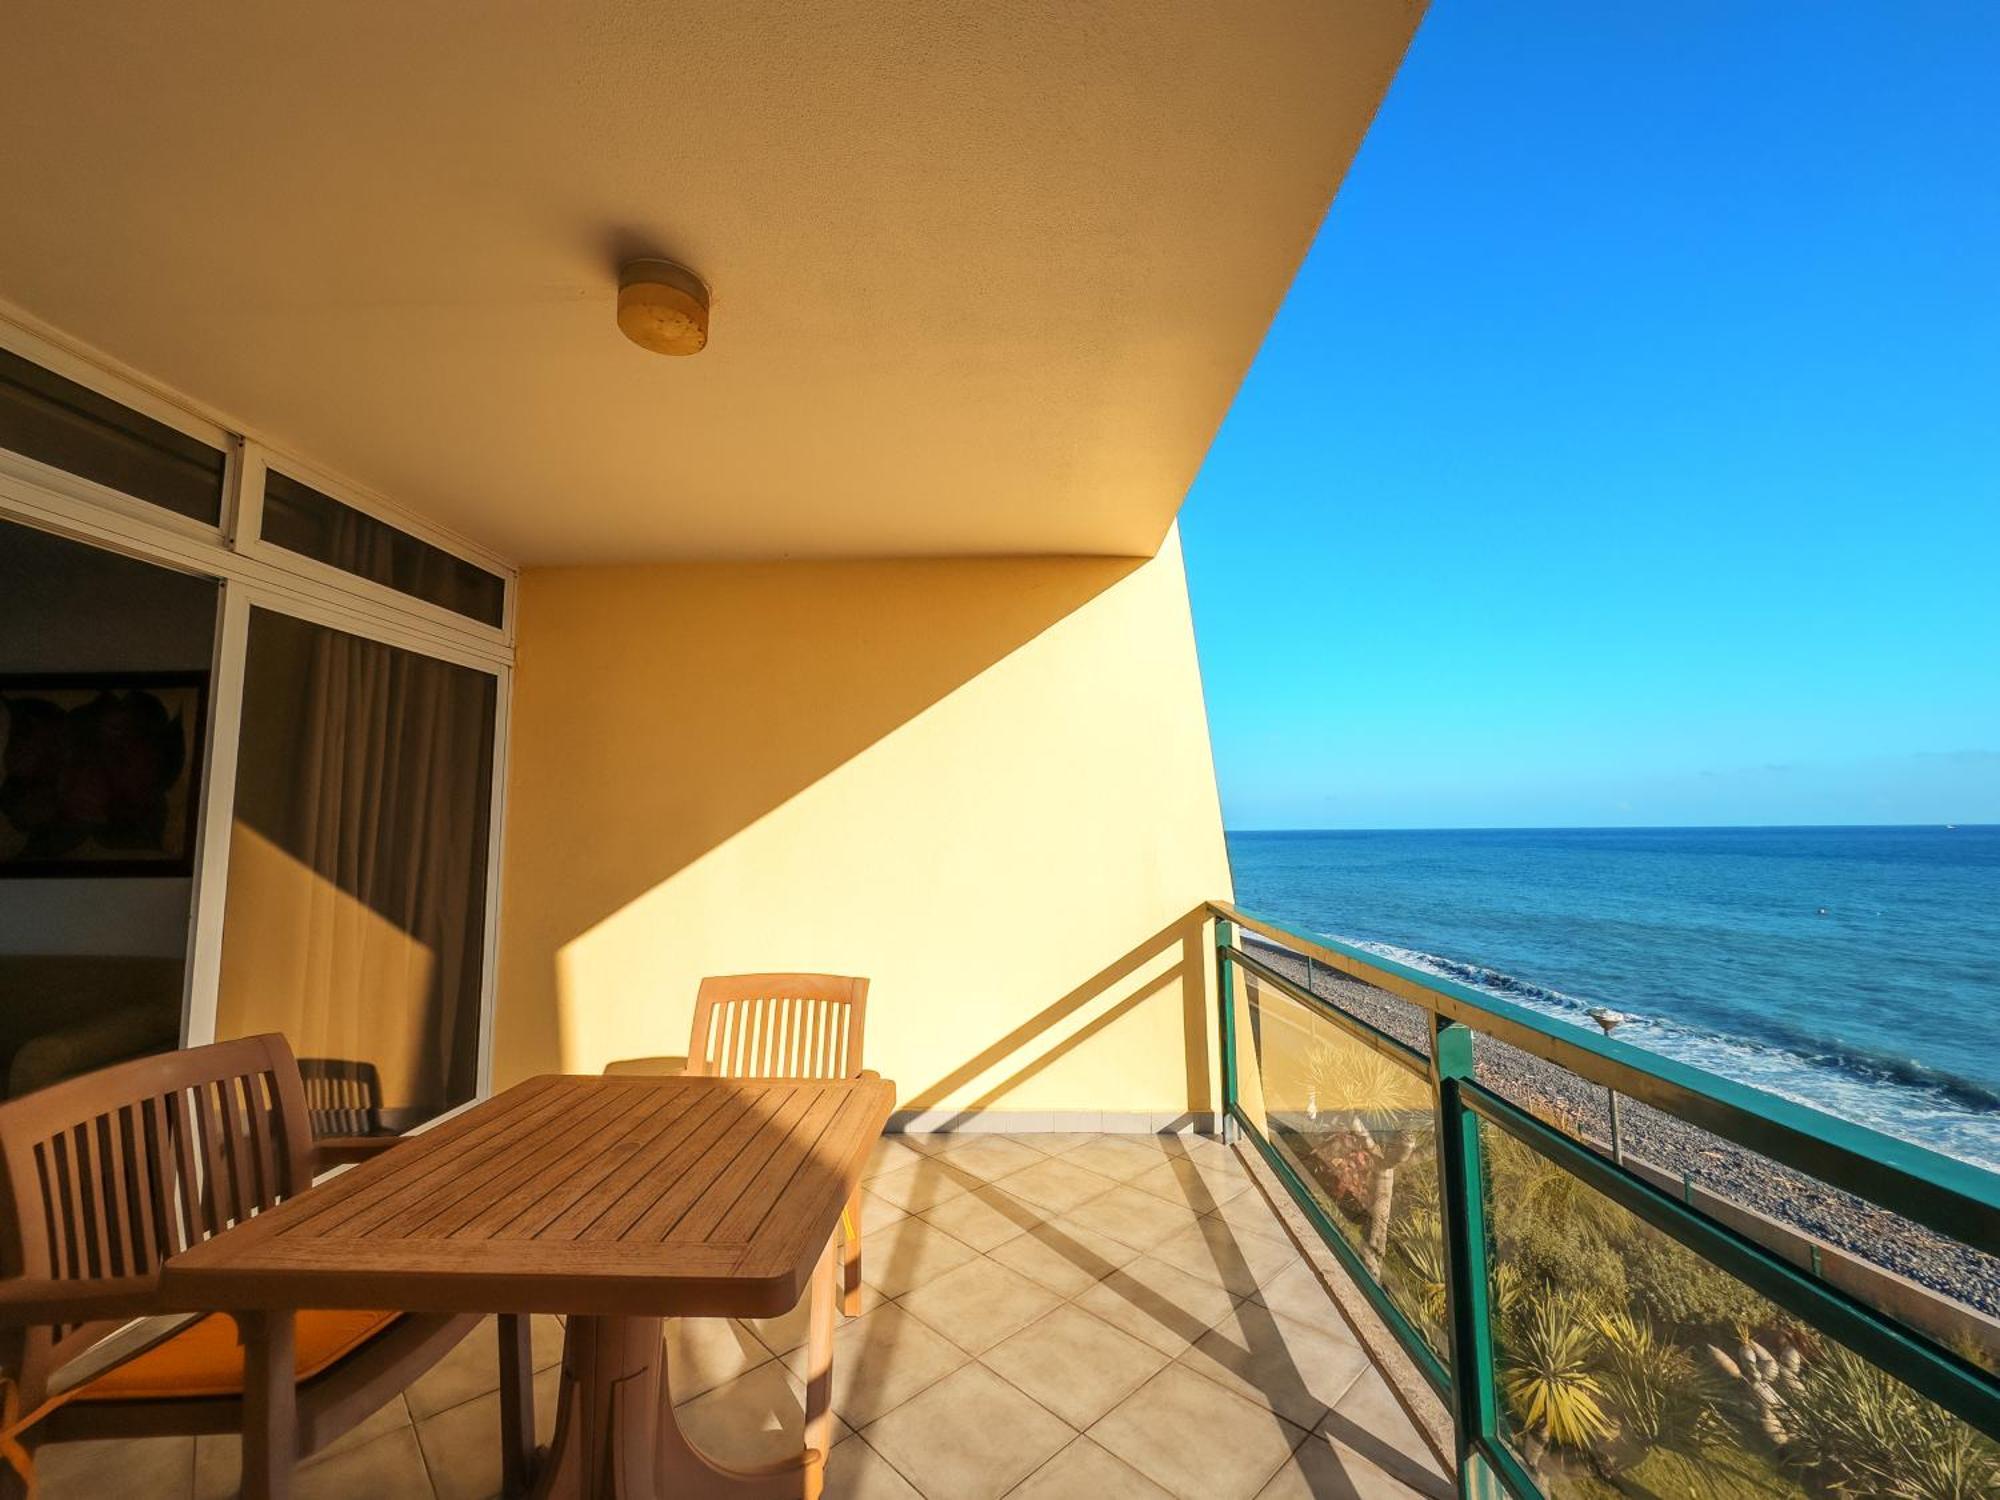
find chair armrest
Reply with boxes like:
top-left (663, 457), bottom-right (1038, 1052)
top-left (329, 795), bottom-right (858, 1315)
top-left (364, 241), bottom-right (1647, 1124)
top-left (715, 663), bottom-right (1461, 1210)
top-left (0, 1275), bottom-right (162, 1327)
top-left (313, 1135), bottom-right (405, 1168)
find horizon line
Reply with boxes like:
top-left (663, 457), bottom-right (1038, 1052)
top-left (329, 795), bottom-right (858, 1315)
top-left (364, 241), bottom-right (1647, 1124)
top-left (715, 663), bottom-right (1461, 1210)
top-left (1225, 821), bottom-right (1994, 835)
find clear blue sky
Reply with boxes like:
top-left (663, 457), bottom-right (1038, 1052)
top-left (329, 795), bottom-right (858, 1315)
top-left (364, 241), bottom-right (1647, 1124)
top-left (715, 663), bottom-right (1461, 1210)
top-left (1181, 4), bottom-right (2000, 831)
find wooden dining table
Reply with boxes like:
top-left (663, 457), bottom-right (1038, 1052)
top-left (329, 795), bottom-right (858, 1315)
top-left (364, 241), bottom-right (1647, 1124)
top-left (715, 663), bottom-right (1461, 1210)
top-left (160, 1071), bottom-right (896, 1500)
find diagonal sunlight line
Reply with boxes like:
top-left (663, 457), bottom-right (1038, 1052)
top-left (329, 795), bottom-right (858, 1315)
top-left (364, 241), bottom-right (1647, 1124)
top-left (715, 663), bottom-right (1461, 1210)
top-left (900, 908), bottom-right (1207, 1112)
top-left (924, 966), bottom-right (1183, 1131)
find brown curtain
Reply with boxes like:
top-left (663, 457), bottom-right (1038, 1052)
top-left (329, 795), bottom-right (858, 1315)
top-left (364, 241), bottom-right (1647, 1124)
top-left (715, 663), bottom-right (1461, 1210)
top-left (216, 605), bottom-right (494, 1127)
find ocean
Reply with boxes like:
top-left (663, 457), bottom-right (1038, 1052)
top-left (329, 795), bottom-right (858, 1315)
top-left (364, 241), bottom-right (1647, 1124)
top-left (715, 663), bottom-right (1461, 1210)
top-left (1225, 826), bottom-right (2000, 1171)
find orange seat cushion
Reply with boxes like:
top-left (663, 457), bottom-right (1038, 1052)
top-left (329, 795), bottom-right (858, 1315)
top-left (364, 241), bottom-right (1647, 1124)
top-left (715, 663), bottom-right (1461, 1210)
top-left (77, 1310), bottom-right (403, 1402)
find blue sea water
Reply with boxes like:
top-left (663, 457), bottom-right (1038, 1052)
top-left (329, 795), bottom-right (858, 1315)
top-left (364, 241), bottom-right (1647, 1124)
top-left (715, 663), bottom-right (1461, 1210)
top-left (1225, 826), bottom-right (2000, 1170)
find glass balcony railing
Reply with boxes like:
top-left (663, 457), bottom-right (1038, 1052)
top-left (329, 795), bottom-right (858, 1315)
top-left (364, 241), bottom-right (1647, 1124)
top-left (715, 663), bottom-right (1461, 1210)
top-left (1211, 902), bottom-right (2000, 1500)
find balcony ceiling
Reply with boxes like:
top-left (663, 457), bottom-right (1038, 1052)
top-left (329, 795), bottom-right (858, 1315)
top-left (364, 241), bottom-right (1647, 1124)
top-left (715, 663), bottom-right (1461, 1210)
top-left (0, 3), bottom-right (1419, 564)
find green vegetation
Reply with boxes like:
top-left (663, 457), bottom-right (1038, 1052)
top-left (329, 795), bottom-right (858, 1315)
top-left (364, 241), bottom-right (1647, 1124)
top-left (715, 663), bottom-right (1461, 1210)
top-left (1255, 1003), bottom-right (1997, 1499)
top-left (1474, 1124), bottom-right (2000, 1500)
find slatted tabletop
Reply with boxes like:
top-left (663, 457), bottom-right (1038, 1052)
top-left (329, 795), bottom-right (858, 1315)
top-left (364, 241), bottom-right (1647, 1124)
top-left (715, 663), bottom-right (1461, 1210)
top-left (160, 1073), bottom-right (896, 1320)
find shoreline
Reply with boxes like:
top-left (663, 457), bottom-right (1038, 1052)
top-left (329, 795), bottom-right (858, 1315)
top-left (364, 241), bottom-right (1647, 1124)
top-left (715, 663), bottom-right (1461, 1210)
top-left (1241, 934), bottom-right (2000, 1320)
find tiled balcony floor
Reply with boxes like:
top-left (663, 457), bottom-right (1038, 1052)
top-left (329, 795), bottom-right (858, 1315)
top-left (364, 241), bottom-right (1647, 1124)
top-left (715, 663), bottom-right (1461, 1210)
top-left (40, 1132), bottom-right (1449, 1500)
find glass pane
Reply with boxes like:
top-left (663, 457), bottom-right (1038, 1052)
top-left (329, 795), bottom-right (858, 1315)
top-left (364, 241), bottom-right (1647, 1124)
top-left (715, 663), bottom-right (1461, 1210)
top-left (261, 470), bottom-right (506, 628)
top-left (1477, 1117), bottom-right (2000, 1498)
top-left (1473, 1036), bottom-right (2000, 1379)
top-left (1232, 964), bottom-right (1448, 1362)
top-left (0, 346), bottom-right (225, 524)
top-left (0, 516), bottom-right (217, 1096)
top-left (217, 609), bottom-right (495, 1132)
top-left (1239, 929), bottom-right (1434, 1057)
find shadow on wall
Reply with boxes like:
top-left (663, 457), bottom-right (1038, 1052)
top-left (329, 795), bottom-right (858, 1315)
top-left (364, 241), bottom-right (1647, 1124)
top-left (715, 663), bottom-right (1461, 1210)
top-left (496, 536), bottom-right (1233, 1115)
top-left (899, 906), bottom-right (1214, 1129)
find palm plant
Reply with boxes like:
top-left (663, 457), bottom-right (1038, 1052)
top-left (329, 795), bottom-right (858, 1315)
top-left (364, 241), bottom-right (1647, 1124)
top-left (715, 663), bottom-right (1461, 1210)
top-left (1500, 1298), bottom-right (1614, 1454)
top-left (1301, 1035), bottom-right (1432, 1274)
top-left (1387, 1214), bottom-right (1525, 1360)
top-left (1593, 1311), bottom-right (1733, 1491)
top-left (1779, 1344), bottom-right (2000, 1500)
top-left (1386, 1211), bottom-right (1448, 1340)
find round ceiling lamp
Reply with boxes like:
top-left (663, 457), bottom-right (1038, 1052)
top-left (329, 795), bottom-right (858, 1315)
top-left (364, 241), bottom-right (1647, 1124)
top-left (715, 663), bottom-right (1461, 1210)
top-left (617, 259), bottom-right (710, 356)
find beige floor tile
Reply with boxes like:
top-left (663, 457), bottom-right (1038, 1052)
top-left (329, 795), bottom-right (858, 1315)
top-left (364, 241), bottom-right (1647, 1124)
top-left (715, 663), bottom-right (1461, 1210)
top-left (1125, 1157), bottom-right (1253, 1213)
top-left (1089, 1364), bottom-right (1306, 1500)
top-left (822, 1433), bottom-right (927, 1499)
top-left (919, 1183), bottom-right (1041, 1251)
top-left (895, 1255), bottom-right (1062, 1354)
top-left (865, 1158), bottom-right (977, 1213)
top-left (856, 1188), bottom-right (911, 1233)
top-left (1250, 1261), bottom-right (1357, 1337)
top-left (1255, 1434), bottom-right (1442, 1500)
top-left (529, 1313), bottom-right (566, 1369)
top-left (1021, 1131), bottom-right (1103, 1156)
top-left (1004, 1131), bottom-right (1096, 1156)
top-left (891, 1131), bottom-right (959, 1152)
top-left (1316, 1368), bottom-right (1451, 1496)
top-left (415, 1363), bottom-right (561, 1500)
top-left (987, 1214), bottom-right (1142, 1296)
top-left (1156, 1134), bottom-right (1239, 1164)
top-left (1177, 1304), bottom-right (1371, 1430)
top-left (861, 1362), bottom-right (1073, 1500)
top-left (850, 1216), bottom-right (982, 1299)
top-left (780, 1302), bottom-right (969, 1428)
top-left (1147, 1218), bottom-right (1300, 1297)
top-left (981, 1303), bottom-right (1168, 1429)
top-left (1203, 1190), bottom-right (1303, 1247)
top-left (406, 1316), bottom-right (524, 1419)
top-left (939, 1135), bottom-right (1047, 1182)
top-left (291, 1425), bottom-right (436, 1500)
top-left (671, 1357), bottom-right (846, 1471)
top-left (992, 1156), bottom-right (1119, 1215)
top-left (1074, 1255), bottom-right (1243, 1354)
top-left (1061, 1136), bottom-right (1170, 1182)
top-left (1009, 1436), bottom-right (1175, 1500)
top-left (743, 1279), bottom-right (888, 1356)
top-left (195, 1396), bottom-right (415, 1498)
top-left (1063, 1184), bottom-right (1206, 1250)
top-left (911, 1131), bottom-right (979, 1151)
top-left (666, 1316), bottom-right (774, 1401)
top-left (866, 1136), bottom-right (936, 1180)
top-left (41, 1436), bottom-right (193, 1500)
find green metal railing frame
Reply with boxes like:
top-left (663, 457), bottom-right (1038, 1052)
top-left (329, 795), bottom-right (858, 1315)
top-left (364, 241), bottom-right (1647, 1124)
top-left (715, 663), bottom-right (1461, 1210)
top-left (1209, 901), bottom-right (2000, 1500)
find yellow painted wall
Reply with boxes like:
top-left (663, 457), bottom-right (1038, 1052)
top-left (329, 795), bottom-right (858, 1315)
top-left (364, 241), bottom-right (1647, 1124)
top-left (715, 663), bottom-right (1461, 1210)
top-left (494, 528), bottom-right (1233, 1119)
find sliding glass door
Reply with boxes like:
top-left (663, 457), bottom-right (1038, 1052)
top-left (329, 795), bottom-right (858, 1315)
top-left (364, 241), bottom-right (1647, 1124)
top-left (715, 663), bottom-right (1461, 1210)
top-left (214, 608), bottom-right (498, 1133)
top-left (1, 330), bottom-right (513, 1130)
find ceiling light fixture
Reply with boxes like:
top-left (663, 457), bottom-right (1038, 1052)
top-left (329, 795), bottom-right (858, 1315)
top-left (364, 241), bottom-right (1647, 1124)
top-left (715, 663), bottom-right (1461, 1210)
top-left (617, 259), bottom-right (710, 356)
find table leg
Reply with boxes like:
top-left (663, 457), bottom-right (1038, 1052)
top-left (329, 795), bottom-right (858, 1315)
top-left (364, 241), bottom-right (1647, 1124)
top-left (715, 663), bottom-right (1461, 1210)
top-left (801, 1237), bottom-right (838, 1500)
top-left (499, 1312), bottom-right (540, 1496)
top-left (236, 1309), bottom-right (296, 1500)
top-left (533, 1241), bottom-right (840, 1500)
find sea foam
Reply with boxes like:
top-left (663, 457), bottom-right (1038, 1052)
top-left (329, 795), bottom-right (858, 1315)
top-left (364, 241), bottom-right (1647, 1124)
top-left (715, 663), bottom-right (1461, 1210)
top-left (1337, 935), bottom-right (2000, 1173)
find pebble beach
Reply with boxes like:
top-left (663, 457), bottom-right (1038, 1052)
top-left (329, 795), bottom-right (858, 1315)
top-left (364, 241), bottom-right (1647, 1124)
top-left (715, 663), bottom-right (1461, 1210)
top-left (1242, 933), bottom-right (2000, 1321)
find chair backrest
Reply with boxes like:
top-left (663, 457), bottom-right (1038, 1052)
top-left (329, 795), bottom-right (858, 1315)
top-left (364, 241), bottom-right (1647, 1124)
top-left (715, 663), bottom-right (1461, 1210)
top-left (686, 975), bottom-right (869, 1080)
top-left (0, 1034), bottom-right (314, 1402)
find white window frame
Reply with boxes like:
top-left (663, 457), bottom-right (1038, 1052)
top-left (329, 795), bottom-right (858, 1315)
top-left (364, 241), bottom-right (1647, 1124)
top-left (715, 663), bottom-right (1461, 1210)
top-left (241, 444), bottom-right (517, 653)
top-left (0, 311), bottom-right (516, 1104)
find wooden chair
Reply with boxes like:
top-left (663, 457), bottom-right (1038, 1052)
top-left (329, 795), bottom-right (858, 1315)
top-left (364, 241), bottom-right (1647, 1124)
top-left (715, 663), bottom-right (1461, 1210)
top-left (686, 975), bottom-right (872, 1315)
top-left (0, 1035), bottom-right (535, 1498)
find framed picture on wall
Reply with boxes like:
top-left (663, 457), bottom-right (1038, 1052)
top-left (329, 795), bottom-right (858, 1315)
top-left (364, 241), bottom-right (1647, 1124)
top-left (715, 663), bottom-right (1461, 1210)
top-left (0, 671), bottom-right (208, 877)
